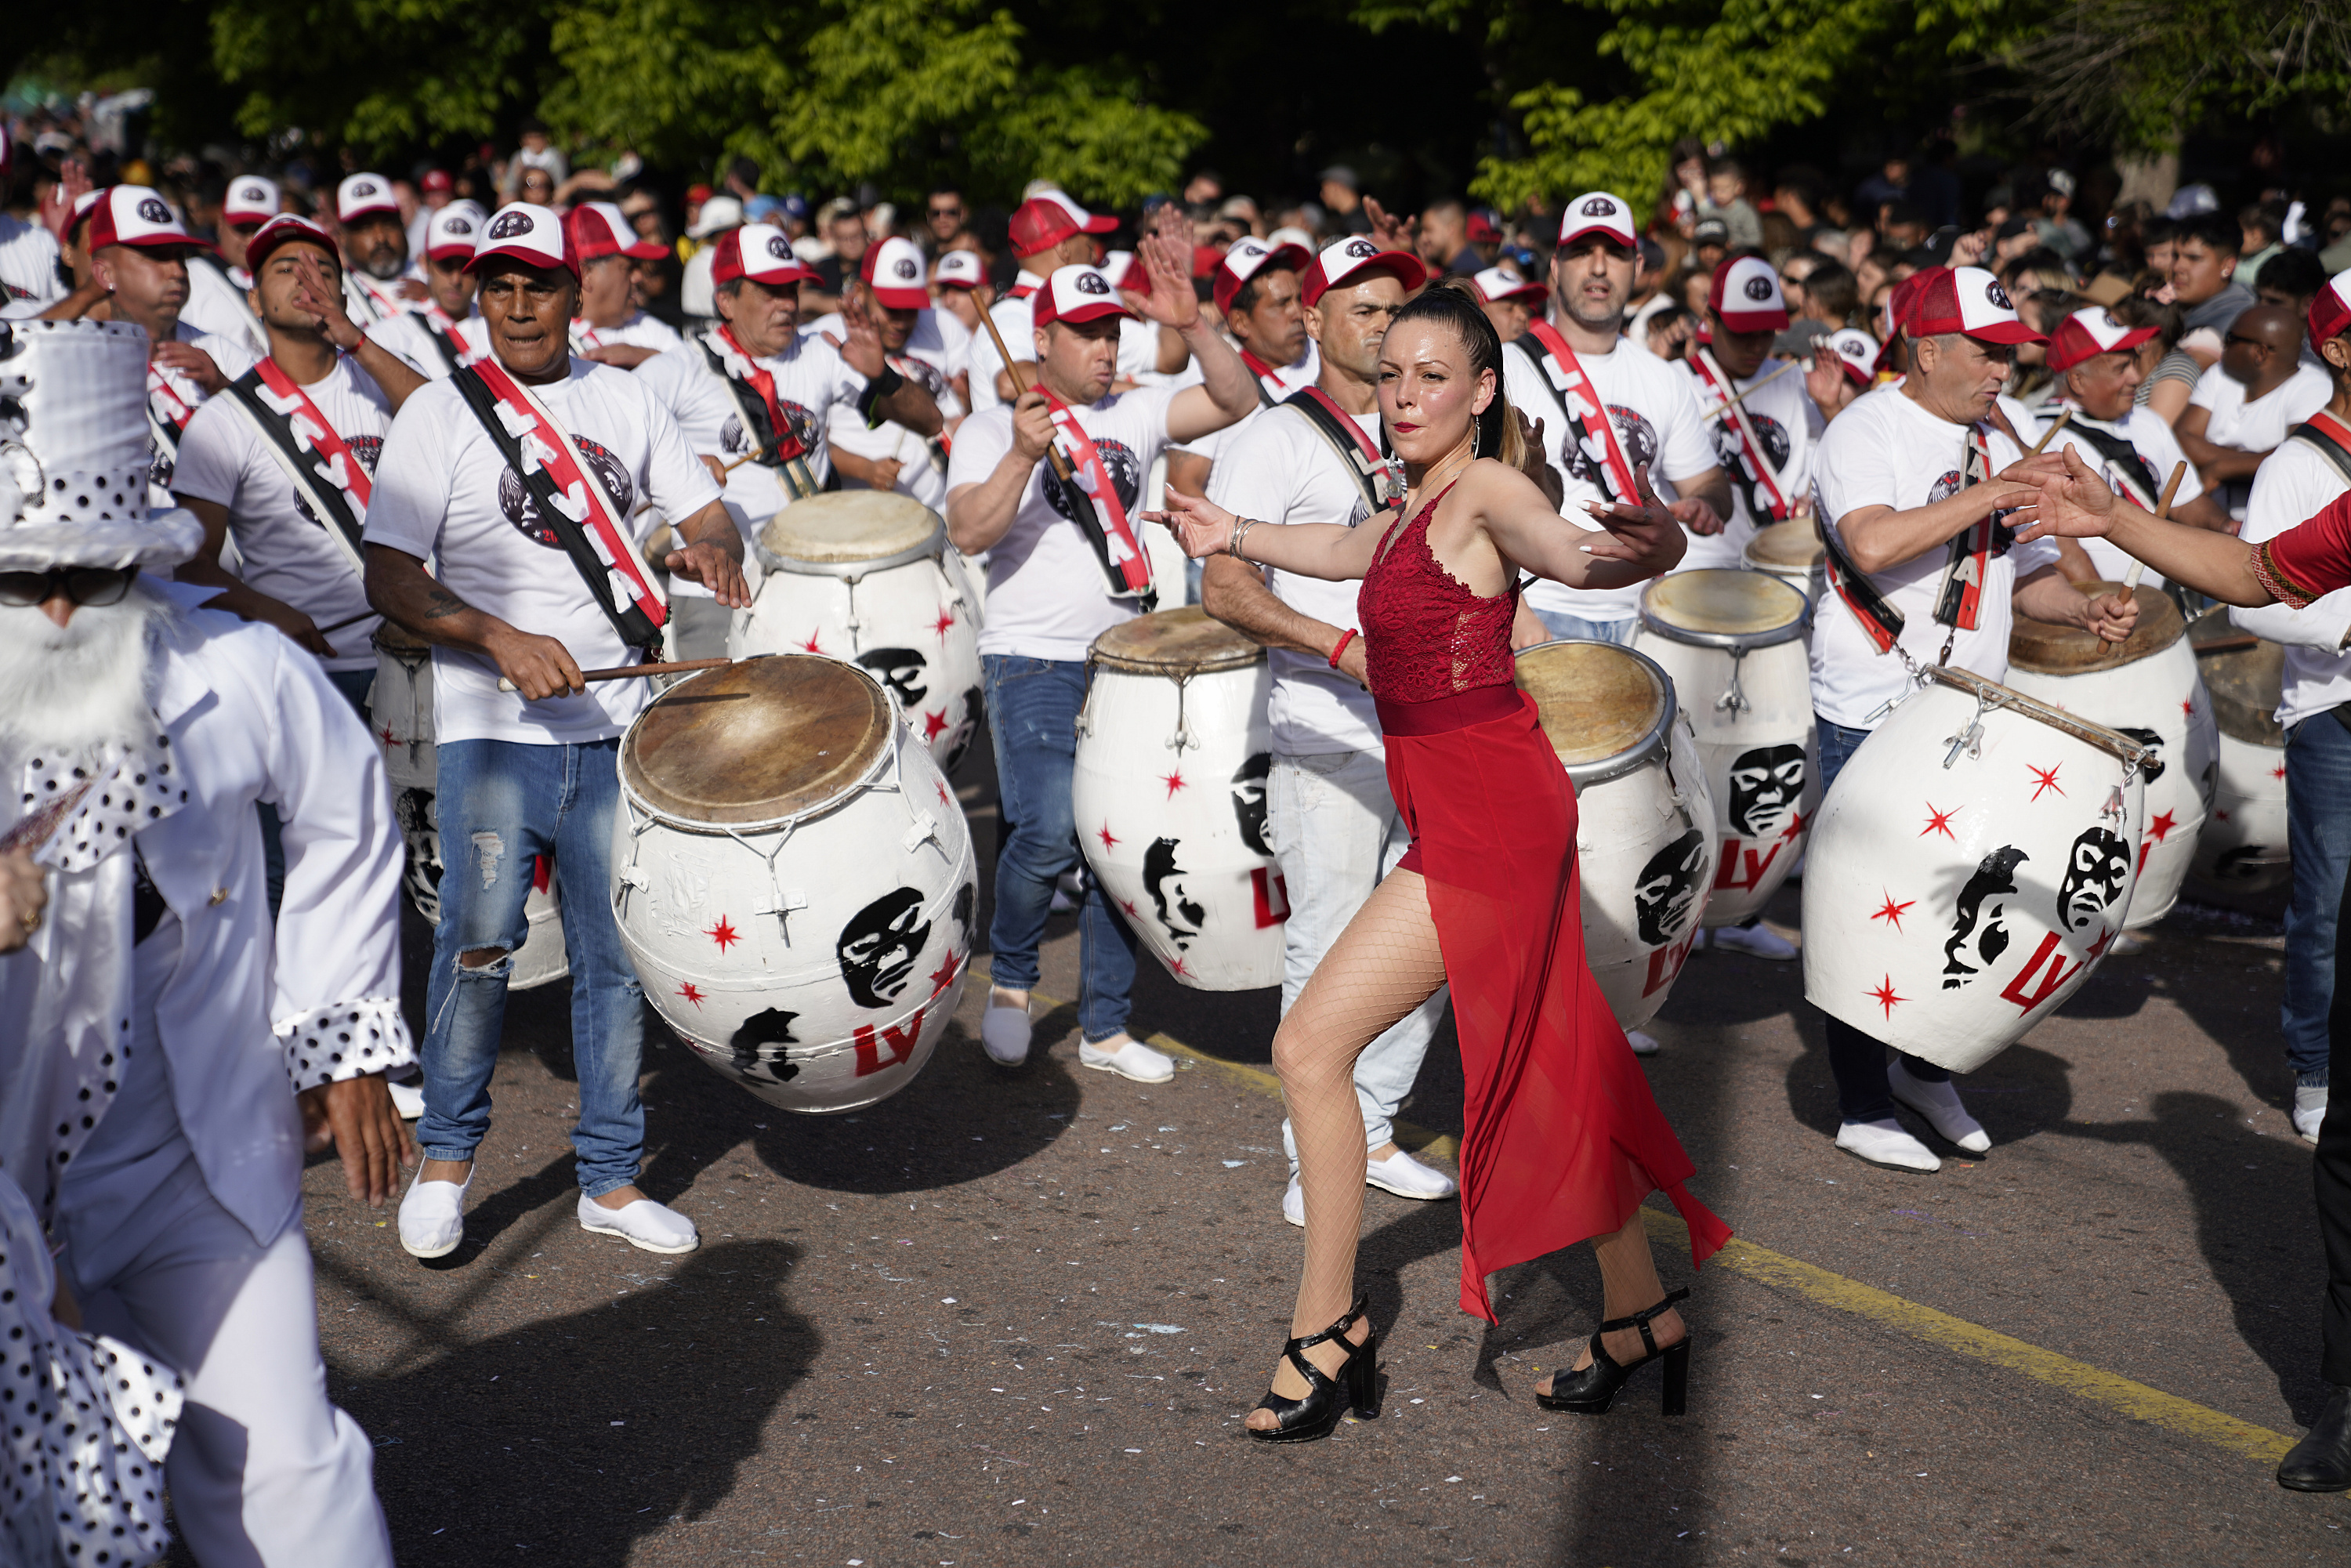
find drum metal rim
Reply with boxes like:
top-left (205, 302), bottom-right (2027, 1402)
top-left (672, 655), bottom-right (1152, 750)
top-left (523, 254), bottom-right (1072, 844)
top-left (751, 512), bottom-right (947, 580)
top-left (1920, 664), bottom-right (2150, 772)
top-left (1516, 637), bottom-right (1679, 788)
top-left (1087, 606), bottom-right (1267, 676)
top-left (616, 659), bottom-right (901, 833)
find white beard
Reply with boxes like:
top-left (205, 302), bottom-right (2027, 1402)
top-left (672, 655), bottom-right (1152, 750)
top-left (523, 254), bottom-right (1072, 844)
top-left (0, 581), bottom-right (172, 766)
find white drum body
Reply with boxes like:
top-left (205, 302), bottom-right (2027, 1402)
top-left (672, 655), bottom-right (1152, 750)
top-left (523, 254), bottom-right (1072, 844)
top-left (1630, 571), bottom-right (1818, 928)
top-left (610, 657), bottom-right (976, 1114)
top-left (2191, 632), bottom-right (2290, 894)
top-left (734, 493), bottom-right (985, 775)
top-left (1741, 519), bottom-right (1825, 643)
top-left (1516, 641), bottom-right (1717, 1031)
top-left (1074, 610), bottom-right (1283, 990)
top-left (1802, 670), bottom-right (2147, 1073)
top-left (370, 632), bottom-right (568, 990)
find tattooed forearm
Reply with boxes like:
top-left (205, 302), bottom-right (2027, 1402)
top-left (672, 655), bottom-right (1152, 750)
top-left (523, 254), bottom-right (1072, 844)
top-left (421, 586), bottom-right (471, 621)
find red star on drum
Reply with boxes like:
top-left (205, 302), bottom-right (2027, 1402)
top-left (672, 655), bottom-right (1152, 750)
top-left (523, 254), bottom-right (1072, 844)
top-left (1867, 975), bottom-right (1905, 1018)
top-left (2145, 809), bottom-right (2178, 842)
top-left (1159, 770), bottom-right (1186, 799)
top-left (1921, 802), bottom-right (1958, 839)
top-left (1869, 892), bottom-right (1914, 932)
top-left (706, 916), bottom-right (739, 952)
top-left (676, 981), bottom-right (706, 1008)
top-left (922, 709), bottom-right (949, 741)
top-left (2027, 763), bottom-right (2064, 800)
top-left (933, 608), bottom-right (956, 641)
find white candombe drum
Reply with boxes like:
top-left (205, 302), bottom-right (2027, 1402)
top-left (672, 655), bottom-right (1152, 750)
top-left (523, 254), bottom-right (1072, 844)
top-left (734, 491), bottom-right (984, 775)
top-left (1804, 666), bottom-right (2149, 1073)
top-left (1742, 518), bottom-right (1826, 637)
top-left (369, 626), bottom-right (567, 989)
top-left (1515, 641), bottom-right (1717, 1030)
top-left (1074, 608), bottom-right (1282, 990)
top-left (610, 655), bottom-right (976, 1114)
top-left (2190, 621), bottom-right (2290, 895)
top-left (2002, 582), bottom-right (2214, 929)
top-left (1631, 569), bottom-right (1818, 927)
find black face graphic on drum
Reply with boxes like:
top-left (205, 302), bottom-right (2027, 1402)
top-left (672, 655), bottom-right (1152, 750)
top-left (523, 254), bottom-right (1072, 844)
top-left (2057, 827), bottom-right (2132, 931)
top-left (1942, 845), bottom-right (2027, 987)
top-left (728, 1008), bottom-right (802, 1085)
top-left (1230, 751), bottom-right (1272, 857)
top-left (393, 786), bottom-right (442, 907)
top-left (1041, 436), bottom-right (1144, 524)
top-left (498, 434), bottom-right (636, 548)
top-left (944, 685), bottom-right (983, 773)
top-left (837, 886), bottom-right (932, 1009)
top-left (1726, 743), bottom-right (1806, 839)
top-left (1143, 836), bottom-right (1206, 949)
top-left (856, 646), bottom-right (929, 708)
top-left (952, 881), bottom-right (976, 934)
top-left (1634, 829), bottom-right (1707, 946)
top-left (2114, 727), bottom-right (2166, 783)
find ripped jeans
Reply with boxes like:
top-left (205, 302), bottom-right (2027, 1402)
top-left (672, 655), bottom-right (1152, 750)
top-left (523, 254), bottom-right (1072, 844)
top-left (418, 737), bottom-right (648, 1199)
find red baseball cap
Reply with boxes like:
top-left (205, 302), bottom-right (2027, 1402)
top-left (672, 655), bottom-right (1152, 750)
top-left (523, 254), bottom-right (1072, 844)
top-left (860, 236), bottom-right (930, 310)
top-left (568, 201), bottom-right (667, 263)
top-left (86, 186), bottom-right (197, 252)
top-left (2045, 305), bottom-right (2158, 373)
top-left (1469, 266), bottom-right (1545, 306)
top-left (1466, 211), bottom-right (1502, 244)
top-left (1033, 263), bottom-right (1132, 328)
top-left (2309, 267), bottom-right (2351, 347)
top-left (245, 214), bottom-right (339, 273)
top-left (223, 176), bottom-right (280, 227)
top-left (710, 224), bottom-right (818, 288)
top-left (1299, 236), bottom-right (1429, 307)
top-left (1708, 255), bottom-right (1790, 334)
top-left (336, 172), bottom-right (400, 225)
top-left (1556, 191), bottom-right (1639, 252)
top-left (1213, 237), bottom-right (1310, 315)
top-left (1905, 266), bottom-right (2043, 345)
top-left (1007, 190), bottom-right (1116, 259)
top-left (464, 202), bottom-right (579, 281)
top-left (422, 168), bottom-right (455, 194)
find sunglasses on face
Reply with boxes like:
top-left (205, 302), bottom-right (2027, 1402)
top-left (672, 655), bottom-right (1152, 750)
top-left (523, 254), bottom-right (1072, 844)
top-left (929, 205), bottom-right (962, 219)
top-left (0, 566), bottom-right (140, 607)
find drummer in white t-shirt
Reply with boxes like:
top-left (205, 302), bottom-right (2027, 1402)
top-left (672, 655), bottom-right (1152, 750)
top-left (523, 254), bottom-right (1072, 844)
top-left (362, 201), bottom-right (744, 1262)
top-left (1679, 255), bottom-right (1826, 571)
top-left (1200, 234), bottom-right (1461, 1222)
top-left (809, 234), bottom-right (971, 509)
top-left (335, 173), bottom-right (421, 325)
top-left (1809, 265), bottom-right (2138, 1175)
top-left (1165, 237), bottom-right (1320, 491)
top-left (967, 193), bottom-right (1114, 416)
top-left (944, 225), bottom-right (1259, 1081)
top-left (368, 201), bottom-right (494, 377)
top-left (566, 201), bottom-right (683, 364)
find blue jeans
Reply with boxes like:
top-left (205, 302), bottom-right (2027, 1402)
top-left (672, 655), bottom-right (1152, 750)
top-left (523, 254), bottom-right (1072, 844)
top-left (2286, 715), bottom-right (2351, 1086)
top-left (419, 737), bottom-right (648, 1199)
top-left (982, 654), bottom-right (1139, 1042)
top-left (1531, 608), bottom-right (1636, 645)
top-left (1813, 712), bottom-right (1947, 1119)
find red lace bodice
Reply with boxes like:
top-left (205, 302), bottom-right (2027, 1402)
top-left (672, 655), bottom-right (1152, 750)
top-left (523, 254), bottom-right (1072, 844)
top-left (1357, 485), bottom-right (1520, 703)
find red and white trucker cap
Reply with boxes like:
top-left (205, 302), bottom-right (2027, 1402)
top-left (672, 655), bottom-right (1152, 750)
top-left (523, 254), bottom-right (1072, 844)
top-left (861, 236), bottom-right (930, 310)
top-left (1556, 191), bottom-right (1639, 252)
top-left (1213, 237), bottom-right (1310, 314)
top-left (567, 201), bottom-right (667, 263)
top-left (1469, 266), bottom-right (1545, 306)
top-left (1708, 255), bottom-right (1790, 333)
top-left (1299, 235), bottom-right (1429, 307)
top-left (1906, 266), bottom-right (2044, 345)
top-left (1823, 327), bottom-right (1881, 387)
top-left (1007, 192), bottom-right (1113, 259)
top-left (86, 186), bottom-right (195, 252)
top-left (933, 250), bottom-right (985, 290)
top-left (1032, 263), bottom-right (1132, 328)
top-left (425, 201), bottom-right (487, 261)
top-left (710, 224), bottom-right (818, 288)
top-left (336, 172), bottom-right (400, 225)
top-left (2045, 305), bottom-right (2158, 373)
top-left (245, 214), bottom-right (338, 273)
top-left (223, 176), bottom-right (280, 226)
top-left (463, 202), bottom-right (578, 280)
top-left (2308, 268), bottom-right (2351, 347)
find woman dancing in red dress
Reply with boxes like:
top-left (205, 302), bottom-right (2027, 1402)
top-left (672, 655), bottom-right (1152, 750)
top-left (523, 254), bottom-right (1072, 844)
top-left (1146, 283), bottom-right (1732, 1443)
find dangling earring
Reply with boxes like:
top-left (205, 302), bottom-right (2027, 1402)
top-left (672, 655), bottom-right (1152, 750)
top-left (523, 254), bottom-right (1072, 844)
top-left (1472, 418), bottom-right (1483, 459)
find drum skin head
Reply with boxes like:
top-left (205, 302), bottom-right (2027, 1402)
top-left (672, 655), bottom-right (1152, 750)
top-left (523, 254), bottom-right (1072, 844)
top-left (758, 491), bottom-right (942, 564)
top-left (1643, 568), bottom-right (1807, 639)
top-left (1743, 517), bottom-right (1826, 569)
top-left (625, 655), bottom-right (892, 824)
top-left (1091, 606), bottom-right (1264, 675)
top-left (2009, 581), bottom-right (2182, 672)
top-left (1514, 641), bottom-right (1667, 768)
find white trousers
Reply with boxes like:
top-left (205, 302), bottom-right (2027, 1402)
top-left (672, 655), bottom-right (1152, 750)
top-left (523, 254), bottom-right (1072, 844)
top-left (1270, 749), bottom-right (1448, 1174)
top-left (68, 1182), bottom-right (394, 1568)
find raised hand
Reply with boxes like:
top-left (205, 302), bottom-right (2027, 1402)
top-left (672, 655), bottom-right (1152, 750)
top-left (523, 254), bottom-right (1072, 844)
top-left (289, 251), bottom-right (364, 350)
top-left (2006, 446), bottom-right (2118, 542)
top-left (1361, 197), bottom-right (1416, 255)
top-left (1120, 205), bottom-right (1201, 332)
top-left (41, 158), bottom-right (90, 247)
top-left (1139, 483), bottom-right (1239, 559)
top-left (1580, 464), bottom-right (1688, 577)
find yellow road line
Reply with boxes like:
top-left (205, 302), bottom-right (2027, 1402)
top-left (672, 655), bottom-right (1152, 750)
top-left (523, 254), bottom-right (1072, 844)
top-left (1032, 990), bottom-right (2303, 1470)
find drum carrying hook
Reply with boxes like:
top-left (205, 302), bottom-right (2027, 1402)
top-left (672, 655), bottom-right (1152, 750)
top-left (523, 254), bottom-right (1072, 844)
top-left (841, 573), bottom-right (865, 654)
top-left (1941, 687), bottom-right (1994, 769)
top-left (1715, 647), bottom-right (1751, 719)
top-left (1168, 674), bottom-right (1199, 754)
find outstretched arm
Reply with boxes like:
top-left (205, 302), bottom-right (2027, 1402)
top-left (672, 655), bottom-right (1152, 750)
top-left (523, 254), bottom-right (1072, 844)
top-left (1144, 485), bottom-right (1386, 582)
top-left (1476, 460), bottom-right (1687, 590)
top-left (2011, 446), bottom-right (2273, 607)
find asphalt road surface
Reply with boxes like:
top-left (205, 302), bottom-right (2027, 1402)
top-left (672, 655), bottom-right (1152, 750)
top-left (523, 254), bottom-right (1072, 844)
top-left (226, 737), bottom-right (2351, 1566)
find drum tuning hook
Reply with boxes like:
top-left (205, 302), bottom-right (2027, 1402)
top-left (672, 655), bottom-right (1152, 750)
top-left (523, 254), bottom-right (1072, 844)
top-left (2101, 784), bottom-right (2127, 824)
top-left (1715, 647), bottom-right (1751, 718)
top-left (1941, 690), bottom-right (1991, 770)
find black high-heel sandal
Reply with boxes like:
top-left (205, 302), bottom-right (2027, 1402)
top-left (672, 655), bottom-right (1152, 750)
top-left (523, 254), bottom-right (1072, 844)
top-left (1248, 1295), bottom-right (1380, 1444)
top-left (1535, 1287), bottom-right (1691, 1417)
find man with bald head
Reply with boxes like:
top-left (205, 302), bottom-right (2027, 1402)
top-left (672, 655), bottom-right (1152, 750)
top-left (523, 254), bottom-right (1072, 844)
top-left (2180, 302), bottom-right (2334, 517)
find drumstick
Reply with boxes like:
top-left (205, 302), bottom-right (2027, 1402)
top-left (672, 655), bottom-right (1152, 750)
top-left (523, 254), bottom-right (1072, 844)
top-left (1715, 356), bottom-right (1803, 413)
top-left (719, 444), bottom-right (770, 476)
top-left (2117, 462), bottom-right (2190, 591)
top-left (975, 302), bottom-right (1078, 483)
top-left (318, 607), bottom-right (379, 635)
top-left (497, 657), bottom-right (730, 692)
top-left (2027, 409), bottom-right (2072, 455)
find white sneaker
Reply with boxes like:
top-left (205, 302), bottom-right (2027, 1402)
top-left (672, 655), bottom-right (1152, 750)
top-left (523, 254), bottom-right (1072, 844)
top-left (1077, 1035), bottom-right (1174, 1083)
top-left (386, 1076), bottom-right (426, 1121)
top-left (398, 1168), bottom-right (469, 1258)
top-left (1281, 1176), bottom-right (1305, 1227)
top-left (1709, 922), bottom-right (1798, 961)
top-left (981, 990), bottom-right (1031, 1067)
top-left (1627, 1030), bottom-right (1662, 1056)
top-left (1366, 1146), bottom-right (1458, 1199)
top-left (2295, 1085), bottom-right (2329, 1145)
top-left (1835, 1117), bottom-right (1940, 1172)
top-left (1887, 1059), bottom-right (1991, 1153)
top-left (578, 1193), bottom-right (700, 1255)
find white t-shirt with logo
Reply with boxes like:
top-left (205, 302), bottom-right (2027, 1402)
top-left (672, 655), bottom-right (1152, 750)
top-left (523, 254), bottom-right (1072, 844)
top-left (2231, 438), bottom-right (2351, 728)
top-left (171, 355), bottom-right (396, 673)
top-left (947, 386), bottom-right (1179, 662)
top-left (1173, 344), bottom-right (1320, 465)
top-left (362, 357), bottom-right (722, 744)
top-left (573, 310), bottom-right (683, 356)
top-left (146, 321), bottom-right (257, 499)
top-left (809, 308), bottom-right (971, 510)
top-left (0, 214), bottom-right (63, 313)
top-left (1205, 398), bottom-right (1383, 756)
top-left (1809, 383), bottom-right (2060, 730)
top-left (368, 308), bottom-right (491, 378)
top-left (2034, 403), bottom-right (2205, 585)
top-left (1502, 332), bottom-right (1719, 620)
top-left (633, 329), bottom-right (868, 599)
top-left (1679, 350), bottom-right (1825, 569)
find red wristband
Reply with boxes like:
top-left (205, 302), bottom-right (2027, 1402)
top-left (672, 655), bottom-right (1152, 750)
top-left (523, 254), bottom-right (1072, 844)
top-left (1328, 628), bottom-right (1357, 668)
